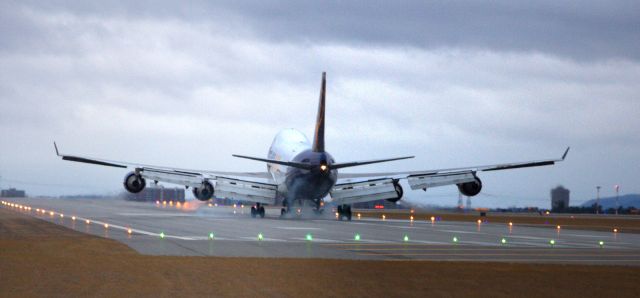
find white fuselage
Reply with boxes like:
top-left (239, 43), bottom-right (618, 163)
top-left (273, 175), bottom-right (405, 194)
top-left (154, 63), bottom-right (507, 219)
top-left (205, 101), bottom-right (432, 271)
top-left (267, 128), bottom-right (311, 186)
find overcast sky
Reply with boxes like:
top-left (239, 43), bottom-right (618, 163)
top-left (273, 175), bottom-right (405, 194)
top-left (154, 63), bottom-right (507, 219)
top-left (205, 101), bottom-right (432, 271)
top-left (1, 1), bottom-right (639, 208)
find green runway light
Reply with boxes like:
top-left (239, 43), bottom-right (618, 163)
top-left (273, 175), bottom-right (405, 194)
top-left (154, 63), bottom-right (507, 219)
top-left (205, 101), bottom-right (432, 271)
top-left (403, 234), bottom-right (409, 242)
top-left (160, 232), bottom-right (165, 239)
top-left (306, 233), bottom-right (313, 241)
top-left (549, 239), bottom-right (555, 246)
top-left (209, 232), bottom-right (215, 240)
top-left (258, 233), bottom-right (264, 241)
top-left (453, 236), bottom-right (458, 243)
top-left (501, 238), bottom-right (507, 244)
top-left (599, 240), bottom-right (604, 247)
top-left (354, 233), bottom-right (361, 241)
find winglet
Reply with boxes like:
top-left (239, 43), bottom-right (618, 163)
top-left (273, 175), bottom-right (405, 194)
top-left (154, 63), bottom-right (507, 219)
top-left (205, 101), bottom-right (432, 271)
top-left (54, 141), bottom-right (60, 156)
top-left (561, 147), bottom-right (570, 160)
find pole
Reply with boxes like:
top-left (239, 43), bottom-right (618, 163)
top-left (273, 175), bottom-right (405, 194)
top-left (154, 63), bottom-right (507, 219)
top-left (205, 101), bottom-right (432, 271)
top-left (615, 185), bottom-right (620, 215)
top-left (596, 186), bottom-right (601, 215)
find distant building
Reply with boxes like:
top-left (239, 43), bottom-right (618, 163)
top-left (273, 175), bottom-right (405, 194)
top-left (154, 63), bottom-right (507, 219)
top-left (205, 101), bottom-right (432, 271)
top-left (1, 188), bottom-right (26, 198)
top-left (551, 186), bottom-right (570, 211)
top-left (125, 185), bottom-right (185, 203)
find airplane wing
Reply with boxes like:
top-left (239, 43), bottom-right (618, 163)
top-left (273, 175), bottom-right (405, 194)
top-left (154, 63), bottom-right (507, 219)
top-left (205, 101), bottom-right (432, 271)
top-left (330, 147), bottom-right (570, 205)
top-left (54, 143), bottom-right (278, 204)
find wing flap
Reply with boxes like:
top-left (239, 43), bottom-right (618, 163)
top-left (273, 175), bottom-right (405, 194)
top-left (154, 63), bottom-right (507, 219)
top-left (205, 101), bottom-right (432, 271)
top-left (140, 168), bottom-right (204, 188)
top-left (214, 177), bottom-right (277, 205)
top-left (407, 172), bottom-right (477, 190)
top-left (330, 178), bottom-right (398, 205)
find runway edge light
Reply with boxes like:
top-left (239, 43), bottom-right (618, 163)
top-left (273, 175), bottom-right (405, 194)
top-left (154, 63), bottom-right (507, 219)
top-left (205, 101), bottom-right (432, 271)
top-left (354, 233), bottom-right (361, 241)
top-left (209, 232), bottom-right (215, 240)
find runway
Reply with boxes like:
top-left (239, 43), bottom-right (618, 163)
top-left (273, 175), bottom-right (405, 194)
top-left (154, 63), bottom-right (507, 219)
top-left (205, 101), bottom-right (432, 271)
top-left (3, 197), bottom-right (640, 265)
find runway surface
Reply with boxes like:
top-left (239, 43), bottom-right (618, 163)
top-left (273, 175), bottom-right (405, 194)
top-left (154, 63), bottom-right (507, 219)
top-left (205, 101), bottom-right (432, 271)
top-left (3, 197), bottom-right (640, 265)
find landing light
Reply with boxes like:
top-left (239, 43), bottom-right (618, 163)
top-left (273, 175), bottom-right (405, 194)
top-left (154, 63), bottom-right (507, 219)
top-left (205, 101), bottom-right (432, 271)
top-left (598, 241), bottom-right (604, 247)
top-left (320, 164), bottom-right (328, 171)
top-left (209, 232), bottom-right (215, 239)
top-left (128, 228), bottom-right (132, 234)
top-left (501, 238), bottom-right (507, 244)
top-left (430, 216), bottom-right (435, 222)
top-left (613, 228), bottom-right (619, 233)
top-left (410, 215), bottom-right (414, 221)
top-left (104, 223), bottom-right (109, 229)
top-left (477, 219), bottom-right (482, 224)
top-left (258, 233), bottom-right (264, 241)
top-left (85, 219), bottom-right (91, 224)
top-left (72, 216), bottom-right (76, 221)
top-left (382, 215), bottom-right (386, 220)
top-left (549, 239), bottom-right (556, 246)
top-left (306, 233), bottom-right (313, 241)
top-left (354, 233), bottom-right (361, 241)
top-left (60, 214), bottom-right (64, 218)
top-left (556, 225), bottom-right (561, 230)
top-left (357, 213), bottom-right (361, 219)
top-left (508, 222), bottom-right (513, 227)
top-left (160, 232), bottom-right (165, 239)
top-left (403, 234), bottom-right (409, 242)
top-left (49, 211), bottom-right (54, 216)
top-left (453, 236), bottom-right (458, 243)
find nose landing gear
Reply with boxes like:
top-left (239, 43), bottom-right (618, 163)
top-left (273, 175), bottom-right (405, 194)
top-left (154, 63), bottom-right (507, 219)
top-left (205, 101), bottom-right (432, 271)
top-left (251, 203), bottom-right (265, 218)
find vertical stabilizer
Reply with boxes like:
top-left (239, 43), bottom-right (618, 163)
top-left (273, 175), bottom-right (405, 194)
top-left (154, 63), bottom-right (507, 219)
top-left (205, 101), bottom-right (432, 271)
top-left (312, 72), bottom-right (326, 152)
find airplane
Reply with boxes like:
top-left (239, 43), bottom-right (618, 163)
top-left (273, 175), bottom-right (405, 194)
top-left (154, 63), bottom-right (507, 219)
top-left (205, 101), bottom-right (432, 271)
top-left (54, 72), bottom-right (569, 221)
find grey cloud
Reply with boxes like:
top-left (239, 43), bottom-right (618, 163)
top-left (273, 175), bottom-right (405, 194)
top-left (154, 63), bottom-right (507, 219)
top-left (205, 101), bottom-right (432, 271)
top-left (5, 1), bottom-right (640, 61)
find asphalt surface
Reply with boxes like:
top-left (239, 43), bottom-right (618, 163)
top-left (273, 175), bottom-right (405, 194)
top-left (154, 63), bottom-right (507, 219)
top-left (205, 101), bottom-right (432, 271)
top-left (3, 197), bottom-right (640, 265)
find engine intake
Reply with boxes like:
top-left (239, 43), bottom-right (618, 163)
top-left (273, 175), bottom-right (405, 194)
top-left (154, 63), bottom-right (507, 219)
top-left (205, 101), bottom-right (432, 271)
top-left (386, 180), bottom-right (404, 203)
top-left (193, 181), bottom-right (214, 201)
top-left (457, 177), bottom-right (482, 197)
top-left (123, 172), bottom-right (146, 193)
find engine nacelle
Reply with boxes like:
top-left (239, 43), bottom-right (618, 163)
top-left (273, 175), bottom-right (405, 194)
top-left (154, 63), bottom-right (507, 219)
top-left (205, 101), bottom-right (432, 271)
top-left (386, 180), bottom-right (404, 203)
top-left (457, 177), bottom-right (482, 197)
top-left (193, 181), bottom-right (214, 201)
top-left (123, 172), bottom-right (146, 194)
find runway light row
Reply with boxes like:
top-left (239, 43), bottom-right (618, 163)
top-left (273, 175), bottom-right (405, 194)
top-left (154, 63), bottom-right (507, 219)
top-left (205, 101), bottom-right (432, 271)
top-left (0, 201), bottom-right (623, 247)
top-left (1, 200), bottom-right (144, 238)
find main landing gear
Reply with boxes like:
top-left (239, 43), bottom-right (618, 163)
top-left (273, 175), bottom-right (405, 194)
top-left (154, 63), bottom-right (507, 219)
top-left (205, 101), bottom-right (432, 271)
top-left (337, 204), bottom-right (352, 221)
top-left (251, 203), bottom-right (265, 218)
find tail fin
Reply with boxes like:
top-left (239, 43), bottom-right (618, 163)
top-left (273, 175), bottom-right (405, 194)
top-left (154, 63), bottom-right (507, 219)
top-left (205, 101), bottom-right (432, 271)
top-left (312, 72), bottom-right (326, 152)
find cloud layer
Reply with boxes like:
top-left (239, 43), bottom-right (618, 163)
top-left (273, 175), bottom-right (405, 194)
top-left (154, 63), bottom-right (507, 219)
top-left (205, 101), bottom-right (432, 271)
top-left (1, 1), bottom-right (639, 207)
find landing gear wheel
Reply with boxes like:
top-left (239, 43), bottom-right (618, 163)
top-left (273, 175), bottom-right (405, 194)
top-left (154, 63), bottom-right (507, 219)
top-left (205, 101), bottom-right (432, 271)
top-left (337, 204), bottom-right (352, 221)
top-left (259, 206), bottom-right (265, 218)
top-left (251, 206), bottom-right (257, 218)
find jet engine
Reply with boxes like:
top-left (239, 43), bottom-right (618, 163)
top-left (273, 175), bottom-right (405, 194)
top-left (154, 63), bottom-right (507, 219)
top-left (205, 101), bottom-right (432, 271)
top-left (123, 172), bottom-right (146, 193)
top-left (386, 180), bottom-right (404, 203)
top-left (193, 181), bottom-right (214, 201)
top-left (457, 177), bottom-right (482, 197)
